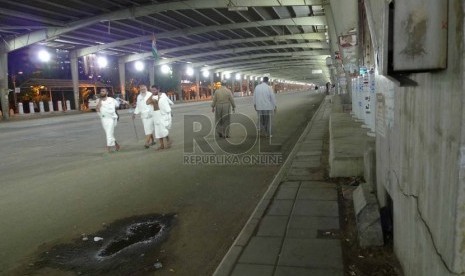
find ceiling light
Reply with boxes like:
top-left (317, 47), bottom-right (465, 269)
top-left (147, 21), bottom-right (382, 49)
top-left (97, 56), bottom-right (108, 68)
top-left (228, 6), bottom-right (248, 11)
top-left (38, 50), bottom-right (51, 62)
top-left (134, 61), bottom-right (144, 71)
top-left (161, 64), bottom-right (171, 74)
top-left (186, 67), bottom-right (194, 77)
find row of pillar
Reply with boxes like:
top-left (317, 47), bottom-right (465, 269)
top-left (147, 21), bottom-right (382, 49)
top-left (351, 67), bottom-right (376, 136)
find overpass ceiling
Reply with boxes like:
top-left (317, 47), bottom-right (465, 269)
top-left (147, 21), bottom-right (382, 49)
top-left (0, 0), bottom-right (330, 83)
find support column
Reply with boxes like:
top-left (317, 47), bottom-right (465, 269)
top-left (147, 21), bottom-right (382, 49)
top-left (70, 54), bottom-right (79, 110)
top-left (0, 52), bottom-right (9, 120)
top-left (149, 60), bottom-right (155, 87)
top-left (118, 60), bottom-right (126, 100)
top-left (172, 64), bottom-right (182, 102)
top-left (230, 77), bottom-right (234, 93)
top-left (209, 73), bottom-right (214, 97)
top-left (195, 69), bottom-right (200, 100)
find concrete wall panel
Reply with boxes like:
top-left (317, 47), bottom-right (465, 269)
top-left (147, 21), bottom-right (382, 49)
top-left (367, 0), bottom-right (465, 275)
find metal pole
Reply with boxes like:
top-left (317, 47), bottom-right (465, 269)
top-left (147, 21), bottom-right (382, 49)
top-left (132, 118), bottom-right (139, 141)
top-left (0, 52), bottom-right (9, 119)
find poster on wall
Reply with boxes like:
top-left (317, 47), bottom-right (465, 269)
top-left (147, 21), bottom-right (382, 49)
top-left (338, 33), bottom-right (358, 76)
top-left (393, 0), bottom-right (448, 71)
top-left (376, 94), bottom-right (386, 137)
top-left (339, 34), bottom-right (357, 48)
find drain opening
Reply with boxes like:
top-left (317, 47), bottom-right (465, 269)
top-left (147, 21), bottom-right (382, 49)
top-left (98, 220), bottom-right (163, 258)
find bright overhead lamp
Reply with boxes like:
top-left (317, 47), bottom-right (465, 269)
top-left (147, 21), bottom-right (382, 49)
top-left (202, 70), bottom-right (210, 78)
top-left (38, 49), bottom-right (51, 62)
top-left (225, 73), bottom-right (231, 79)
top-left (186, 66), bottom-right (194, 77)
top-left (134, 61), bottom-right (144, 71)
top-left (235, 73), bottom-right (241, 80)
top-left (97, 56), bottom-right (108, 68)
top-left (161, 64), bottom-right (171, 74)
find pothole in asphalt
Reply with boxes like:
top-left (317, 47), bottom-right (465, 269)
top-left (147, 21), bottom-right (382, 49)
top-left (97, 220), bottom-right (163, 259)
top-left (31, 213), bottom-right (176, 275)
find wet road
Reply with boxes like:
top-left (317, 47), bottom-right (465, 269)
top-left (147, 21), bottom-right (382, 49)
top-left (0, 91), bottom-right (324, 275)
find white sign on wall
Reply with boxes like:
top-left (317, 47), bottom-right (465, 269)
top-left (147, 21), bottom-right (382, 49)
top-left (393, 0), bottom-right (447, 70)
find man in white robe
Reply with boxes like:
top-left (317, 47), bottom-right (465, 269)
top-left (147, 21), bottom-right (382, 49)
top-left (147, 86), bottom-right (171, 150)
top-left (132, 84), bottom-right (155, 148)
top-left (96, 88), bottom-right (120, 152)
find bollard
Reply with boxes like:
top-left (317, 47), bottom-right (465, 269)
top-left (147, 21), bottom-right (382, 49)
top-left (48, 101), bottom-right (54, 112)
top-left (18, 102), bottom-right (24, 114)
top-left (29, 102), bottom-right (35, 114)
top-left (39, 101), bottom-right (45, 113)
top-left (57, 101), bottom-right (63, 112)
top-left (66, 100), bottom-right (71, 111)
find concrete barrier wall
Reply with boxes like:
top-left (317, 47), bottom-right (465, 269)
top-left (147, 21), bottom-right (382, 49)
top-left (366, 0), bottom-right (464, 275)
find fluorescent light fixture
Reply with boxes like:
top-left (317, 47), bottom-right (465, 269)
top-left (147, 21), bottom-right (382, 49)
top-left (235, 73), bottom-right (241, 80)
top-left (228, 6), bottom-right (248, 11)
top-left (311, 69), bottom-right (323, 74)
top-left (202, 70), bottom-right (210, 78)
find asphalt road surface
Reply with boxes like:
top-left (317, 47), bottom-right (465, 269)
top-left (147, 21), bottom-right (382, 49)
top-left (0, 91), bottom-right (324, 275)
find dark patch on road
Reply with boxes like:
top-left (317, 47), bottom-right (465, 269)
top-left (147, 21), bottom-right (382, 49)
top-left (31, 213), bottom-right (176, 275)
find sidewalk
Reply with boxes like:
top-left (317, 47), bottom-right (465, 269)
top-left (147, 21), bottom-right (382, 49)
top-left (214, 97), bottom-right (343, 276)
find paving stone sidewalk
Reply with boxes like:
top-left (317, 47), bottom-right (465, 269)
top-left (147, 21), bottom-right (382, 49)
top-left (214, 98), bottom-right (343, 276)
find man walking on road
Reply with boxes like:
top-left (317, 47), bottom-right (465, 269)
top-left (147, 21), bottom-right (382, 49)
top-left (146, 88), bottom-right (171, 150)
top-left (132, 84), bottom-right (155, 148)
top-left (253, 76), bottom-right (276, 138)
top-left (211, 80), bottom-right (236, 138)
top-left (151, 85), bottom-right (173, 130)
top-left (96, 88), bottom-right (120, 152)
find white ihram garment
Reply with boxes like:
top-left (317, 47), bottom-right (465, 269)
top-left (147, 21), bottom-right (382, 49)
top-left (134, 91), bottom-right (154, 135)
top-left (159, 93), bottom-right (172, 129)
top-left (98, 97), bottom-right (119, 146)
top-left (151, 95), bottom-right (169, 139)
